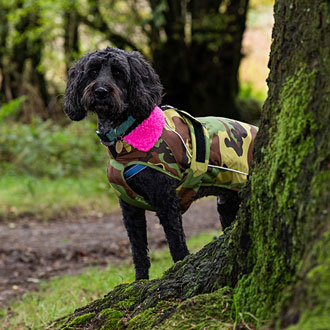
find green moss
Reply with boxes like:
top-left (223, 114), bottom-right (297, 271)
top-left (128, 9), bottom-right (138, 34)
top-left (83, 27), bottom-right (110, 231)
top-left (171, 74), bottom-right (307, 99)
top-left (268, 67), bottom-right (317, 213)
top-left (127, 307), bottom-right (158, 329)
top-left (126, 288), bottom-right (235, 330)
top-left (98, 281), bottom-right (151, 311)
top-left (126, 300), bottom-right (179, 329)
top-left (115, 298), bottom-right (135, 309)
top-left (233, 64), bottom-right (321, 324)
top-left (99, 307), bottom-right (123, 318)
top-left (61, 312), bottom-right (95, 329)
top-left (154, 287), bottom-right (234, 329)
top-left (292, 270), bottom-right (330, 327)
top-left (99, 308), bottom-right (124, 330)
top-left (272, 230), bottom-right (330, 330)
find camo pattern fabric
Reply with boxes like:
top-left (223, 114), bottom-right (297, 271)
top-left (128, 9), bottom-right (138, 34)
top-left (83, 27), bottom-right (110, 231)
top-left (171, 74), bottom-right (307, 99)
top-left (106, 107), bottom-right (258, 212)
top-left (200, 116), bottom-right (258, 187)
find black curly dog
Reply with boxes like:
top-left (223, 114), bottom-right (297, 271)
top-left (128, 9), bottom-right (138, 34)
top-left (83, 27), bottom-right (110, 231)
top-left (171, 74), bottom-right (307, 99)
top-left (64, 47), bottom-right (241, 280)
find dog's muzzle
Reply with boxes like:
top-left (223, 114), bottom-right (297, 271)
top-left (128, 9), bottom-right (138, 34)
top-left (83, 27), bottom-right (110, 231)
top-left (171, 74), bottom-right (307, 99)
top-left (94, 87), bottom-right (110, 99)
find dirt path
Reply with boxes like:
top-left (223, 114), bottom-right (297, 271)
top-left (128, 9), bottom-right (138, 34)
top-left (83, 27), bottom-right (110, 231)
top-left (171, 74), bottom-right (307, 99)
top-left (0, 198), bottom-right (220, 307)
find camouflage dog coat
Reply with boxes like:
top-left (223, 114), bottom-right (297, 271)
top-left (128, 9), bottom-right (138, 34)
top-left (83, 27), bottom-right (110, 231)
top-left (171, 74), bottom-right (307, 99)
top-left (106, 107), bottom-right (258, 212)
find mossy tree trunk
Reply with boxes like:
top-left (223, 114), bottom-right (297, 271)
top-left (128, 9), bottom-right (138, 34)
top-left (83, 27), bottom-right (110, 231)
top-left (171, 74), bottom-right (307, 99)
top-left (53, 1), bottom-right (329, 329)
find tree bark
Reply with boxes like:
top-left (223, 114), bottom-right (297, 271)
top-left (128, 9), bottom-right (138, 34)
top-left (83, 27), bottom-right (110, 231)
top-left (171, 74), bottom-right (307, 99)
top-left (63, 2), bottom-right (80, 73)
top-left (0, 3), bottom-right (10, 102)
top-left (49, 0), bottom-right (330, 328)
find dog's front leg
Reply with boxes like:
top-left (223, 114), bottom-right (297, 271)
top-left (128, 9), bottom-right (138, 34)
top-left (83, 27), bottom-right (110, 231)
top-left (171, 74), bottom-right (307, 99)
top-left (150, 185), bottom-right (189, 263)
top-left (157, 207), bottom-right (190, 263)
top-left (124, 168), bottom-right (190, 274)
top-left (119, 199), bottom-right (150, 280)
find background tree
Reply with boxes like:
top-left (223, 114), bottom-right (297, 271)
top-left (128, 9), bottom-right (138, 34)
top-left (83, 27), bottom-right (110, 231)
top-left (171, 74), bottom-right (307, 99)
top-left (63, 0), bottom-right (80, 73)
top-left (50, 0), bottom-right (330, 328)
top-left (149, 0), bottom-right (249, 118)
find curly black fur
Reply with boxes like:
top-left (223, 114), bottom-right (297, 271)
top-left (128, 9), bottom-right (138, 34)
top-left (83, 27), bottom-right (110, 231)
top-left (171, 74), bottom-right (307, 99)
top-left (64, 47), bottom-right (163, 132)
top-left (64, 47), bottom-right (240, 280)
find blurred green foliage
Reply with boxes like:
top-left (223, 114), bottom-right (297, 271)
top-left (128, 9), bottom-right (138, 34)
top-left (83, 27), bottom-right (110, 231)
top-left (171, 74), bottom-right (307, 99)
top-left (0, 101), bottom-right (115, 218)
top-left (239, 82), bottom-right (266, 102)
top-left (0, 115), bottom-right (107, 178)
top-left (0, 96), bottom-right (26, 121)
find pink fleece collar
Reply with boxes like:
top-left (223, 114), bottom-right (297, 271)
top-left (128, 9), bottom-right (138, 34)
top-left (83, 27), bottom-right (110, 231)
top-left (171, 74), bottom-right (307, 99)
top-left (123, 106), bottom-right (165, 152)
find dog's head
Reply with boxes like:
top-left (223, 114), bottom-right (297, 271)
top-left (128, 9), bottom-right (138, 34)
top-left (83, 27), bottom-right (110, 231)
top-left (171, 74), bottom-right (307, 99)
top-left (63, 47), bottom-right (163, 128)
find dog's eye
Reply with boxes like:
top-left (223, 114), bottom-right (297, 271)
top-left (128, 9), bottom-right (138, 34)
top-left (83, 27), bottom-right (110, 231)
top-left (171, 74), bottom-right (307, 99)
top-left (91, 70), bottom-right (98, 78)
top-left (112, 70), bottom-right (121, 79)
top-left (87, 67), bottom-right (99, 78)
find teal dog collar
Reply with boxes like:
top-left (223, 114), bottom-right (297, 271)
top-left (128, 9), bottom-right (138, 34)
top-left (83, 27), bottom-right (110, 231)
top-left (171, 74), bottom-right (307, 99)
top-left (96, 115), bottom-right (136, 143)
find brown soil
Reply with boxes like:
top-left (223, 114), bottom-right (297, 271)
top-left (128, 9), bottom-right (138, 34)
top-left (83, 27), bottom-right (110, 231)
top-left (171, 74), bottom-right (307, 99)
top-left (0, 198), bottom-right (220, 308)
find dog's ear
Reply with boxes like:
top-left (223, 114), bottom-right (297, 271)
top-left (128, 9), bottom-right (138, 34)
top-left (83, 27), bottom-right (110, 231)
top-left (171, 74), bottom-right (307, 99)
top-left (127, 52), bottom-right (163, 117)
top-left (63, 59), bottom-right (88, 121)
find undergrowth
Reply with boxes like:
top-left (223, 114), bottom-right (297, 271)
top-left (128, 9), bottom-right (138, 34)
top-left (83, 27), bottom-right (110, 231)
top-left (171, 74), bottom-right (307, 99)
top-left (0, 118), bottom-right (106, 178)
top-left (0, 115), bottom-right (119, 219)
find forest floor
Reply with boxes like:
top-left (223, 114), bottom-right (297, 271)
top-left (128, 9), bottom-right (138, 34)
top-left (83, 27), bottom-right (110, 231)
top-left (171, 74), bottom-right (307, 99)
top-left (0, 198), bottom-right (220, 308)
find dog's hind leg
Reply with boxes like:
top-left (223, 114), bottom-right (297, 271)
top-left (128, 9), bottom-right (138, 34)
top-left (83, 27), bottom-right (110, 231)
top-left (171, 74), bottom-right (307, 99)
top-left (119, 199), bottom-right (150, 280)
top-left (217, 190), bottom-right (241, 230)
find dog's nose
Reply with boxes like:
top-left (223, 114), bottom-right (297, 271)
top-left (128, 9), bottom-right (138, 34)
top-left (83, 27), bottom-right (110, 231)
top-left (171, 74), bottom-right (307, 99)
top-left (94, 87), bottom-right (109, 99)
